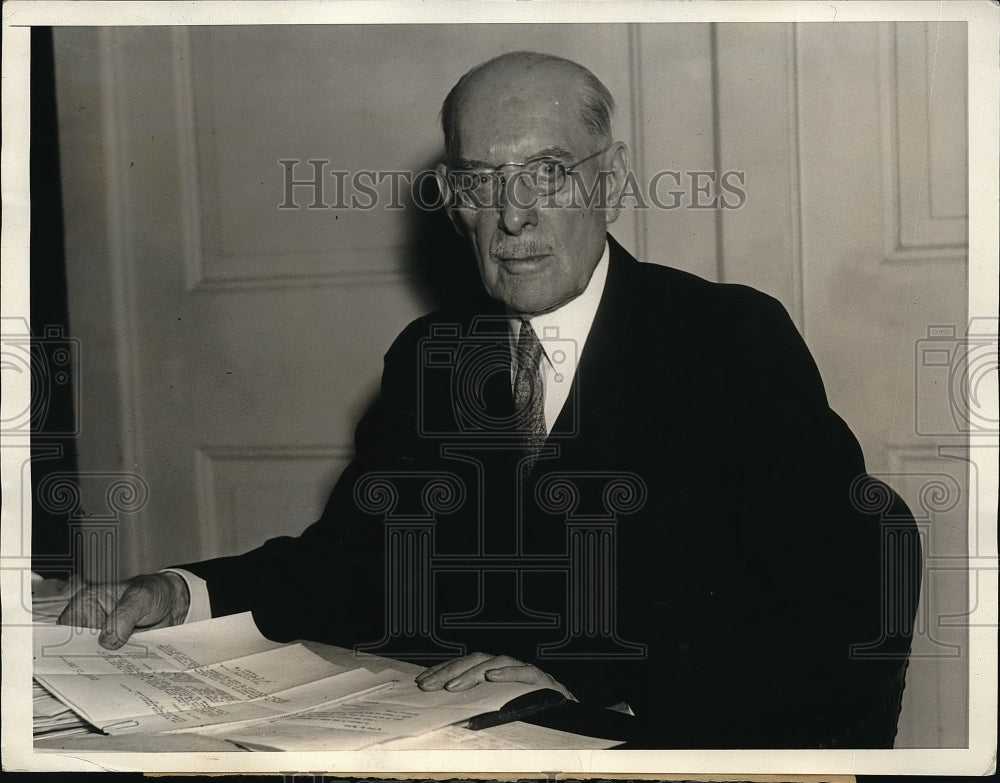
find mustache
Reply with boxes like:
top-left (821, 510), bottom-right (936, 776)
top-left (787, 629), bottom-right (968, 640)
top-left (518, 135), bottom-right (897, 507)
top-left (490, 240), bottom-right (553, 259)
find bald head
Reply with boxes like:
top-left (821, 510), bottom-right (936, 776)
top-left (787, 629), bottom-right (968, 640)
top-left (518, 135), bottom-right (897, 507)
top-left (440, 51), bottom-right (615, 163)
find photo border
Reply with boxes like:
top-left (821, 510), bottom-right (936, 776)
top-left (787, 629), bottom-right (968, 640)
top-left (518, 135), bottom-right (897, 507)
top-left (2, 0), bottom-right (997, 776)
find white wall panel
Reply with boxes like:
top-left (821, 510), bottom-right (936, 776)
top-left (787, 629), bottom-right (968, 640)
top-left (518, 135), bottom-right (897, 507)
top-left (715, 23), bottom-right (804, 324)
top-left (881, 23), bottom-right (968, 262)
top-left (195, 445), bottom-right (353, 559)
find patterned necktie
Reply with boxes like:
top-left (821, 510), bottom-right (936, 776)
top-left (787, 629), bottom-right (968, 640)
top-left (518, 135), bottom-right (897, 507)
top-left (513, 319), bottom-right (547, 471)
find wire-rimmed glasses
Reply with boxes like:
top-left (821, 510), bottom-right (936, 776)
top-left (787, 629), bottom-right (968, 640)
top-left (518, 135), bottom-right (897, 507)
top-left (446, 145), bottom-right (611, 209)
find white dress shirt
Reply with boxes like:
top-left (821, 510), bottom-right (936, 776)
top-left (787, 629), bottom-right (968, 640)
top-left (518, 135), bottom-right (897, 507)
top-left (171, 242), bottom-right (612, 623)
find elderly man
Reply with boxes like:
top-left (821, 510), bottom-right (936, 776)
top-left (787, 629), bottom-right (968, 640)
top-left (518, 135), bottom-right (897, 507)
top-left (60, 51), bottom-right (920, 748)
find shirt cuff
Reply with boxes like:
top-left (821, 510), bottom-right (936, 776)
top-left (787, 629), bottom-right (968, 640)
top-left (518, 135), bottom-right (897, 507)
top-left (160, 568), bottom-right (212, 623)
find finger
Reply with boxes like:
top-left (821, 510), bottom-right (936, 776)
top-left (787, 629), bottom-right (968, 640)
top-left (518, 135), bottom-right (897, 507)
top-left (416, 652), bottom-right (495, 690)
top-left (484, 665), bottom-right (544, 684)
top-left (416, 651), bottom-right (491, 681)
top-left (442, 656), bottom-right (522, 692)
top-left (417, 653), bottom-right (491, 689)
top-left (57, 586), bottom-right (115, 629)
top-left (415, 657), bottom-right (463, 684)
top-left (57, 595), bottom-right (100, 629)
top-left (485, 665), bottom-right (576, 701)
top-left (98, 589), bottom-right (152, 649)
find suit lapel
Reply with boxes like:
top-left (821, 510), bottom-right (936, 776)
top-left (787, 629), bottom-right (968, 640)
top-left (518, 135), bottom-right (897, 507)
top-left (547, 236), bottom-right (637, 470)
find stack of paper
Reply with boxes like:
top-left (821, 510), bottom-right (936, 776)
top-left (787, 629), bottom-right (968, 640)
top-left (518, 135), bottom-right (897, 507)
top-left (32, 680), bottom-right (93, 740)
top-left (33, 614), bottom-right (407, 736)
top-left (206, 675), bottom-right (550, 751)
top-left (33, 612), bottom-right (546, 749)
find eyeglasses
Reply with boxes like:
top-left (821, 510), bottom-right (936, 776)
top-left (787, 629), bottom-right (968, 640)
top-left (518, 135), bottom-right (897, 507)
top-left (446, 145), bottom-right (611, 209)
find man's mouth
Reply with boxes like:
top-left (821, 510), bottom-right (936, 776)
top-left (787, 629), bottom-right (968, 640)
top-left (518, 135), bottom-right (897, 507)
top-left (495, 253), bottom-right (550, 267)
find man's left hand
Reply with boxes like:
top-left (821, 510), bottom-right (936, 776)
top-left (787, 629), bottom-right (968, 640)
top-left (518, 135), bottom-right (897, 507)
top-left (415, 651), bottom-right (575, 701)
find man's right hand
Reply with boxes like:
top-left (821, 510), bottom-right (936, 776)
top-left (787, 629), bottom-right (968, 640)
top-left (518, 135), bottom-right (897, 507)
top-left (57, 572), bottom-right (191, 649)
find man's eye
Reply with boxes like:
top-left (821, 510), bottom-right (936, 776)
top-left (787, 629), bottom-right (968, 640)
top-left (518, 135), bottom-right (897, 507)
top-left (536, 160), bottom-right (561, 178)
top-left (450, 172), bottom-right (487, 192)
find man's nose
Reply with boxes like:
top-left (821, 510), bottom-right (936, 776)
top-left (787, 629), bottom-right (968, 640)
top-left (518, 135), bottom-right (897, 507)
top-left (498, 172), bottom-right (538, 234)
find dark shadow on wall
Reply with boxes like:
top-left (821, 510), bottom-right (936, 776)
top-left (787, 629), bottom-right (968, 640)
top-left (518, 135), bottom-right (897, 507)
top-left (30, 26), bottom-right (79, 579)
top-left (400, 155), bottom-right (494, 314)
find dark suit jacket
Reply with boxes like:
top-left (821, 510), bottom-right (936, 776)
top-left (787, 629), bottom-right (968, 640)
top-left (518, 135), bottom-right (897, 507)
top-left (183, 235), bottom-right (920, 748)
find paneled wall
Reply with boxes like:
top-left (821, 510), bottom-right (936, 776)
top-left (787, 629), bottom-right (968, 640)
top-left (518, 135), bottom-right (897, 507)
top-left (708, 23), bottom-right (969, 747)
top-left (53, 23), bottom-right (968, 747)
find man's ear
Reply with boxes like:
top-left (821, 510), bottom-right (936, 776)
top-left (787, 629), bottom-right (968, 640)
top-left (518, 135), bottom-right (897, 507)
top-left (434, 162), bottom-right (465, 236)
top-left (602, 141), bottom-right (630, 225)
